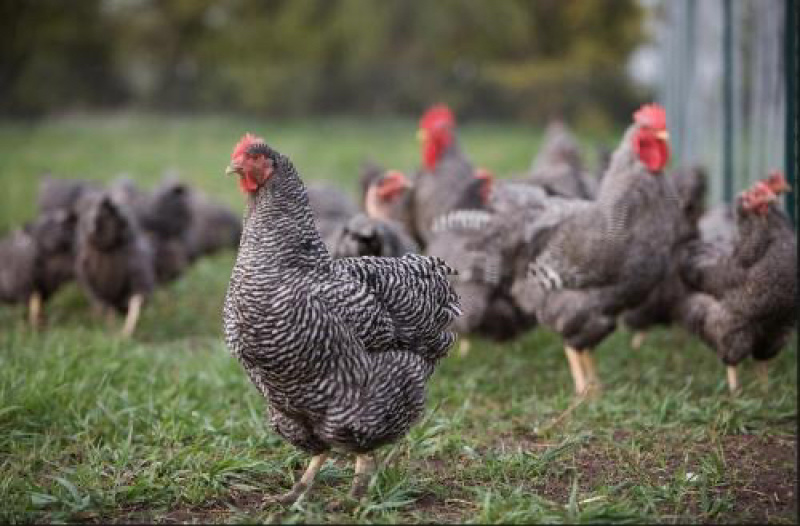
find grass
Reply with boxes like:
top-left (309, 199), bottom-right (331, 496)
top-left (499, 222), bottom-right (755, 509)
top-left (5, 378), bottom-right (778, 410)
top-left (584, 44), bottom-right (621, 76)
top-left (0, 114), bottom-right (796, 524)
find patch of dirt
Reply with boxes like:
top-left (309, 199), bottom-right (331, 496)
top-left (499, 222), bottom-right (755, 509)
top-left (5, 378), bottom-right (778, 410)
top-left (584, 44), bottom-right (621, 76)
top-left (524, 432), bottom-right (796, 523)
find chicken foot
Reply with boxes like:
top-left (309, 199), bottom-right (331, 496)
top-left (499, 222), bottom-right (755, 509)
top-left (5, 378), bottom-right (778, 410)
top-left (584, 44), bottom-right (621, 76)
top-left (121, 294), bottom-right (143, 338)
top-left (263, 453), bottom-right (329, 506)
top-left (327, 454), bottom-right (376, 512)
top-left (28, 292), bottom-right (43, 329)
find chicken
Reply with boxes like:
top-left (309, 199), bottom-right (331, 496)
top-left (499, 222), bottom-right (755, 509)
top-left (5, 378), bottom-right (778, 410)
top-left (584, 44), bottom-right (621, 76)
top-left (74, 190), bottom-right (155, 338)
top-left (621, 166), bottom-right (708, 348)
top-left (0, 208), bottom-right (77, 327)
top-left (527, 120), bottom-right (598, 199)
top-left (37, 174), bottom-right (98, 214)
top-left (330, 170), bottom-right (419, 258)
top-left (511, 103), bottom-right (680, 396)
top-left (409, 104), bottom-right (485, 247)
top-left (678, 173), bottom-right (796, 393)
top-left (222, 134), bottom-right (460, 506)
top-left (141, 179), bottom-right (194, 284)
top-left (306, 182), bottom-right (359, 251)
top-left (185, 189), bottom-right (242, 260)
top-left (425, 169), bottom-right (538, 350)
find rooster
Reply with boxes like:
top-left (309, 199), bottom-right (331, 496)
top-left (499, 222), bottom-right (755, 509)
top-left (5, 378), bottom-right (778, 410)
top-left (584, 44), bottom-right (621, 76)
top-left (512, 103), bottom-right (680, 396)
top-left (222, 134), bottom-right (460, 506)
top-left (679, 173), bottom-right (796, 393)
top-left (409, 104), bottom-right (485, 247)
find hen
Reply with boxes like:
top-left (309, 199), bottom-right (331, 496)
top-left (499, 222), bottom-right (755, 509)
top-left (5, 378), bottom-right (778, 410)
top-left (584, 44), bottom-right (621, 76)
top-left (622, 166), bottom-right (708, 348)
top-left (74, 190), bottom-right (155, 337)
top-left (408, 104), bottom-right (485, 247)
top-left (0, 209), bottom-right (77, 327)
top-left (679, 173), bottom-right (796, 393)
top-left (330, 170), bottom-right (419, 258)
top-left (527, 120), bottom-right (598, 199)
top-left (512, 104), bottom-right (680, 396)
top-left (222, 134), bottom-right (460, 506)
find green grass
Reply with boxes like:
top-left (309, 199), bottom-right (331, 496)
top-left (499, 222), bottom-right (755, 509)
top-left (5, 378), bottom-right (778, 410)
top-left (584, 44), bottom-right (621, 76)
top-left (0, 114), bottom-right (796, 524)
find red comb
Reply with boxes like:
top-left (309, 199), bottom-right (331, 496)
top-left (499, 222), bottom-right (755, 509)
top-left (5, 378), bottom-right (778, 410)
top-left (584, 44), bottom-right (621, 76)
top-left (474, 167), bottom-right (494, 181)
top-left (231, 133), bottom-right (264, 160)
top-left (633, 103), bottom-right (667, 130)
top-left (765, 170), bottom-right (790, 193)
top-left (420, 104), bottom-right (455, 131)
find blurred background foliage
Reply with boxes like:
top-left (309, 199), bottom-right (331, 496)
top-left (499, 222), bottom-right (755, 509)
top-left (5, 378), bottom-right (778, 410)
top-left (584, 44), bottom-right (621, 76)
top-left (0, 0), bottom-right (648, 129)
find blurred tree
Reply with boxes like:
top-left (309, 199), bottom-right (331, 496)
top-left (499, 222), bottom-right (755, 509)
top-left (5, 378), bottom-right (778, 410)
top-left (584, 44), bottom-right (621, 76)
top-left (0, 0), bottom-right (648, 127)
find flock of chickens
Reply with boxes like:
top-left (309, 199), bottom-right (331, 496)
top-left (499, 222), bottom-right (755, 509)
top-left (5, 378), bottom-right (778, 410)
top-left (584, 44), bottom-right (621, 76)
top-left (220, 103), bottom-right (796, 506)
top-left (1, 103), bottom-right (795, 507)
top-left (0, 173), bottom-right (242, 336)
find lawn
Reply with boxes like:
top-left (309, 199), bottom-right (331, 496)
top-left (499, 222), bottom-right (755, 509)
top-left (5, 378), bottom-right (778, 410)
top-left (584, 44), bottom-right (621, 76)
top-left (0, 114), bottom-right (796, 524)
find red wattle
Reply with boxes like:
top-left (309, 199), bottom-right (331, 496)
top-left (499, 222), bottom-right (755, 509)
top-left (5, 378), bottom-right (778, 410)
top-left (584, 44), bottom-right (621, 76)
top-left (632, 131), bottom-right (670, 172)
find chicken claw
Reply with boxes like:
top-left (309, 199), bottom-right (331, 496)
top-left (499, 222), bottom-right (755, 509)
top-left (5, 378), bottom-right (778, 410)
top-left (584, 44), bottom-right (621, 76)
top-left (263, 453), bottom-right (328, 507)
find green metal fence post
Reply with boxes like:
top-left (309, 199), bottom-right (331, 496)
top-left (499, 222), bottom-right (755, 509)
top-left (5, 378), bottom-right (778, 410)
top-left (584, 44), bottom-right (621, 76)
top-left (722, 0), bottom-right (734, 204)
top-left (786, 0), bottom-right (797, 225)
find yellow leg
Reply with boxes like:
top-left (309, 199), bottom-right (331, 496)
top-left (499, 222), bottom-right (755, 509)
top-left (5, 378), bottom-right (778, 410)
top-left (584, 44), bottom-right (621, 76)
top-left (579, 351), bottom-right (602, 396)
top-left (564, 346), bottom-right (587, 395)
top-left (458, 338), bottom-right (471, 357)
top-left (631, 331), bottom-right (646, 350)
top-left (755, 361), bottom-right (769, 391)
top-left (28, 292), bottom-right (42, 329)
top-left (349, 454), bottom-right (375, 501)
top-left (726, 365), bottom-right (740, 394)
top-left (264, 453), bottom-right (329, 506)
top-left (121, 294), bottom-right (143, 338)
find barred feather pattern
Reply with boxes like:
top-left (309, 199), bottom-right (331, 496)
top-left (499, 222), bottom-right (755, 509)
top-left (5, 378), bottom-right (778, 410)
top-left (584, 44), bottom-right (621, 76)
top-left (223, 147), bottom-right (460, 455)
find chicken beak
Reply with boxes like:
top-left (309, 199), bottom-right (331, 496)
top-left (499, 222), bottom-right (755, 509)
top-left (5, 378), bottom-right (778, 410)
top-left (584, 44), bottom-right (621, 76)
top-left (225, 164), bottom-right (241, 177)
top-left (416, 129), bottom-right (428, 142)
top-left (656, 130), bottom-right (670, 141)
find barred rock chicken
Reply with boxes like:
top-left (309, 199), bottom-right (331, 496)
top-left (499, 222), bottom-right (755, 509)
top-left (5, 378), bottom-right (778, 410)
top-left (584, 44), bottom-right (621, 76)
top-left (0, 209), bottom-right (77, 327)
top-left (679, 173), bottom-right (796, 393)
top-left (222, 134), bottom-right (460, 506)
top-left (330, 170), bottom-right (419, 259)
top-left (511, 104), bottom-right (680, 396)
top-left (409, 104), bottom-right (485, 247)
top-left (622, 166), bottom-right (708, 348)
top-left (527, 120), bottom-right (598, 199)
top-left (74, 190), bottom-right (155, 338)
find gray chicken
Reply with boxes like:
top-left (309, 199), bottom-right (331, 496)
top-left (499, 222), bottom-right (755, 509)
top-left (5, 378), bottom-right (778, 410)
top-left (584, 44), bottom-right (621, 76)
top-left (621, 166), bottom-right (709, 348)
top-left (37, 174), bottom-right (99, 215)
top-left (222, 134), bottom-right (460, 506)
top-left (512, 103), bottom-right (680, 396)
top-left (527, 120), bottom-right (598, 199)
top-left (306, 182), bottom-right (359, 252)
top-left (0, 209), bottom-right (77, 327)
top-left (409, 104), bottom-right (486, 247)
top-left (679, 173), bottom-right (796, 393)
top-left (330, 170), bottom-right (419, 259)
top-left (74, 190), bottom-right (155, 338)
top-left (185, 189), bottom-right (242, 260)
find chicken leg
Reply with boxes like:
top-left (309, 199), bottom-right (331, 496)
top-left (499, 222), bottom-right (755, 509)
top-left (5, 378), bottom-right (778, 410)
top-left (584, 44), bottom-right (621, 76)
top-left (631, 331), bottom-right (646, 350)
top-left (564, 346), bottom-right (587, 395)
top-left (458, 338), bottom-right (472, 357)
top-left (28, 292), bottom-right (42, 329)
top-left (264, 453), bottom-right (329, 506)
top-left (755, 361), bottom-right (769, 391)
top-left (121, 293), bottom-right (143, 338)
top-left (726, 365), bottom-right (740, 394)
top-left (579, 351), bottom-right (602, 395)
top-left (349, 454), bottom-right (375, 501)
